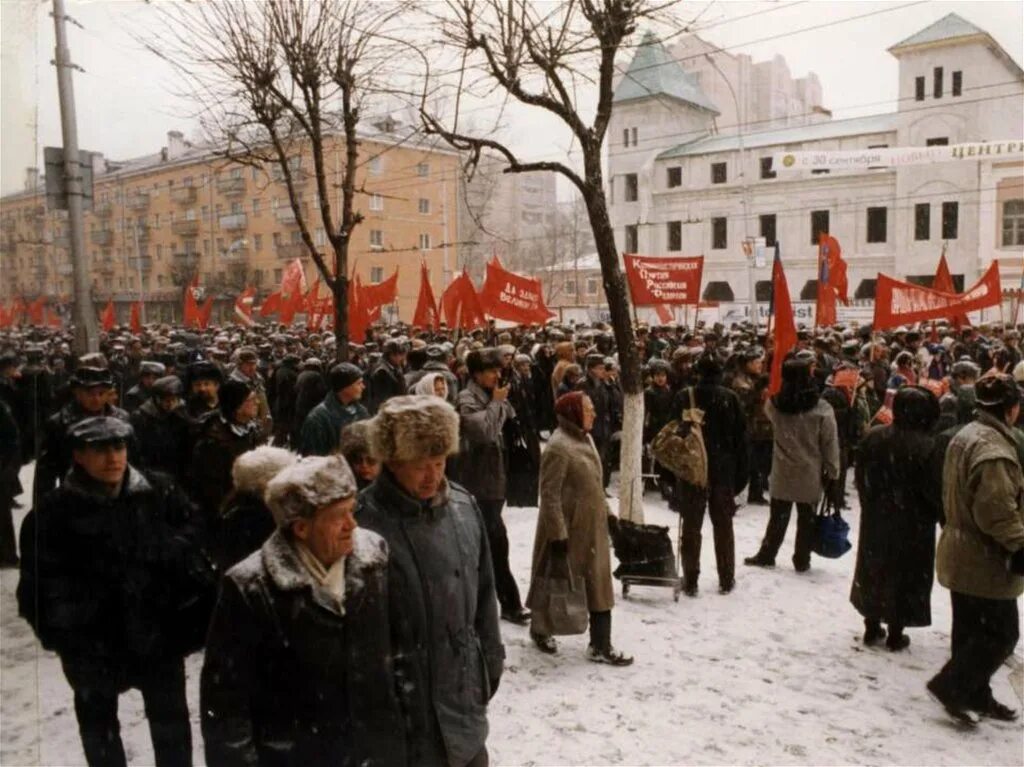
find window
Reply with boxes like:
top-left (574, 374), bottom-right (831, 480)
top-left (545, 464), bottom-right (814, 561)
top-left (933, 66), bottom-right (943, 98)
top-left (202, 239), bottom-right (211, 255)
top-left (416, 163), bottom-right (429, 177)
top-left (711, 162), bottom-right (727, 184)
top-left (624, 174), bottom-right (638, 202)
top-left (274, 268), bottom-right (283, 283)
top-left (914, 203), bottom-right (930, 240)
top-left (369, 194), bottom-right (383, 211)
top-left (1002, 200), bottom-right (1024, 246)
top-left (667, 221), bottom-right (682, 251)
top-left (586, 277), bottom-right (599, 296)
top-left (217, 237), bottom-right (224, 251)
top-left (272, 232), bottom-right (282, 246)
top-left (926, 137), bottom-right (949, 147)
top-left (370, 266), bottom-right (384, 284)
top-left (418, 198), bottom-right (431, 214)
top-left (810, 210), bottom-right (829, 245)
top-left (369, 229), bottom-right (383, 249)
top-left (419, 233), bottom-right (431, 250)
top-left (667, 167), bottom-right (682, 188)
top-left (158, 275), bottom-right (164, 287)
top-left (183, 176), bottom-right (193, 187)
top-left (563, 279), bottom-right (576, 295)
top-left (711, 217), bottom-right (727, 250)
top-left (156, 245), bottom-right (163, 259)
top-left (231, 201), bottom-right (242, 214)
top-left (201, 205), bottom-right (209, 218)
top-left (254, 234), bottom-right (262, 251)
top-left (952, 70), bottom-right (962, 97)
top-left (291, 230), bottom-right (302, 244)
top-left (623, 128), bottom-right (630, 147)
top-left (915, 76), bottom-right (925, 101)
top-left (867, 206), bottom-right (888, 243)
top-left (369, 157), bottom-right (382, 175)
top-left (942, 201), bottom-right (959, 240)
top-left (624, 224), bottom-right (638, 253)
top-left (759, 214), bottom-right (777, 247)
top-left (252, 199), bottom-right (260, 214)
top-left (314, 228), bottom-right (326, 247)
top-left (760, 157), bottom-right (776, 180)
top-left (631, 127), bottom-right (637, 146)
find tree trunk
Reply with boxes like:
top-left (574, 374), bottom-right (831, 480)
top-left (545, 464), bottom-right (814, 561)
top-left (333, 237), bottom-right (349, 363)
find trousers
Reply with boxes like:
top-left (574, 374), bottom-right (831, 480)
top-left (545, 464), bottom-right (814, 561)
top-left (755, 498), bottom-right (816, 569)
top-left (747, 441), bottom-right (772, 500)
top-left (677, 483), bottom-right (736, 587)
top-left (477, 499), bottom-right (523, 613)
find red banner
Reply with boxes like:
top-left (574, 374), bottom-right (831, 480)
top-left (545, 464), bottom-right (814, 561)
top-left (441, 269), bottom-right (487, 330)
top-left (412, 262), bottom-right (440, 329)
top-left (873, 261), bottom-right (1002, 330)
top-left (478, 258), bottom-right (554, 324)
top-left (361, 270), bottom-right (398, 311)
top-left (235, 287), bottom-right (256, 326)
top-left (130, 302), bottom-right (142, 334)
top-left (768, 248), bottom-right (797, 396)
top-left (624, 255), bottom-right (704, 305)
top-left (933, 252), bottom-right (969, 327)
top-left (99, 300), bottom-right (116, 332)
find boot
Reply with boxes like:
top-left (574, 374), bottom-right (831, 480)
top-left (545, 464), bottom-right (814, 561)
top-left (885, 626), bottom-right (910, 652)
top-left (863, 619), bottom-right (886, 646)
top-left (531, 633), bottom-right (557, 654)
top-left (749, 503), bottom-right (790, 566)
top-left (792, 504), bottom-right (815, 572)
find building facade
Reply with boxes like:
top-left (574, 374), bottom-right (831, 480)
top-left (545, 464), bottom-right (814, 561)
top-left (608, 14), bottom-right (1024, 320)
top-left (0, 124), bottom-right (462, 324)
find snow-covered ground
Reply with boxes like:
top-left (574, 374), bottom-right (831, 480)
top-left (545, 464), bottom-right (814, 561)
top-left (2, 461), bottom-right (1022, 766)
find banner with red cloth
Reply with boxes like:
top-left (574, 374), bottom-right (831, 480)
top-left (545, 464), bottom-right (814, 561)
top-left (933, 252), bottom-right (969, 327)
top-left (99, 300), bottom-right (116, 332)
top-left (623, 255), bottom-right (703, 306)
top-left (768, 244), bottom-right (797, 396)
top-left (412, 262), bottom-right (440, 329)
top-left (872, 261), bottom-right (1001, 330)
top-left (478, 258), bottom-right (554, 324)
top-left (130, 302), bottom-right (142, 334)
top-left (815, 234), bottom-right (848, 327)
top-left (183, 274), bottom-right (201, 328)
top-left (361, 270), bottom-right (398, 312)
top-left (235, 287), bottom-right (256, 326)
top-left (27, 297), bottom-right (47, 325)
top-left (441, 269), bottom-right (487, 329)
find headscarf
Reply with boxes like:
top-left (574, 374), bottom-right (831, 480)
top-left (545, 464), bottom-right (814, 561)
top-left (413, 372), bottom-right (447, 399)
top-left (555, 391), bottom-right (585, 430)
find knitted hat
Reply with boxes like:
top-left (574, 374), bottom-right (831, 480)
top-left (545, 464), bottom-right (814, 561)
top-left (328, 362), bottom-right (363, 392)
top-left (264, 454), bottom-right (357, 528)
top-left (368, 395), bottom-right (459, 463)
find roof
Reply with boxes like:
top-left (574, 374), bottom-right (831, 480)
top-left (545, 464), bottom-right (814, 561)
top-left (658, 112), bottom-right (898, 160)
top-left (889, 13), bottom-right (987, 51)
top-left (613, 31), bottom-right (719, 114)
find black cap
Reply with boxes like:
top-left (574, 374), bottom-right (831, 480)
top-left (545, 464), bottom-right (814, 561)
top-left (328, 362), bottom-right (363, 392)
top-left (71, 366), bottom-right (114, 389)
top-left (68, 416), bottom-right (133, 448)
top-left (584, 353), bottom-right (606, 370)
top-left (139, 361), bottom-right (166, 377)
top-left (466, 348), bottom-right (503, 375)
top-left (219, 379), bottom-right (253, 418)
top-left (975, 373), bottom-right (1019, 408)
top-left (188, 360), bottom-right (223, 384)
top-left (151, 376), bottom-right (183, 397)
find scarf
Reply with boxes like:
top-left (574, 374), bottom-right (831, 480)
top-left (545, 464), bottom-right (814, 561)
top-left (294, 540), bottom-right (347, 613)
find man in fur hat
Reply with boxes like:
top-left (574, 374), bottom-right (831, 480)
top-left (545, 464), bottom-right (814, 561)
top-left (202, 453), bottom-right (405, 766)
top-left (358, 395), bottom-right (504, 767)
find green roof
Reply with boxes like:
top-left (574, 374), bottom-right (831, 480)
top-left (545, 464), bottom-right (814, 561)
top-left (613, 31), bottom-right (719, 114)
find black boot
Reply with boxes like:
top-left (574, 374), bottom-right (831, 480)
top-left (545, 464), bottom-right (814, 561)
top-left (863, 619), bottom-right (886, 646)
top-left (885, 625), bottom-right (910, 651)
top-left (746, 502), bottom-right (790, 567)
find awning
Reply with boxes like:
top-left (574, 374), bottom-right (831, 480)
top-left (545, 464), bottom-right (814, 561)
top-left (702, 281), bottom-right (735, 302)
top-left (799, 280), bottom-right (818, 301)
top-left (854, 279), bottom-right (877, 300)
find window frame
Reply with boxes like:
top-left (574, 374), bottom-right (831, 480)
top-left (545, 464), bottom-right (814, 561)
top-left (914, 76), bottom-right (925, 101)
top-left (866, 206), bottom-right (888, 244)
top-left (711, 162), bottom-right (727, 185)
top-left (760, 157), bottom-right (776, 180)
top-left (1002, 199), bottom-right (1024, 247)
top-left (624, 174), bottom-right (639, 202)
top-left (667, 167), bottom-right (682, 188)
top-left (914, 203), bottom-right (930, 241)
top-left (667, 220), bottom-right (682, 251)
top-left (711, 217), bottom-right (727, 250)
top-left (810, 210), bottom-right (830, 246)
top-left (941, 201), bottom-right (959, 240)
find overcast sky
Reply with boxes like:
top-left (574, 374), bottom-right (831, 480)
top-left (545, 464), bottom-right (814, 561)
top-left (2, 0), bottom-right (1021, 197)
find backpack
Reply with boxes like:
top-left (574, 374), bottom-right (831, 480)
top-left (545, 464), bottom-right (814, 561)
top-left (651, 388), bottom-right (708, 488)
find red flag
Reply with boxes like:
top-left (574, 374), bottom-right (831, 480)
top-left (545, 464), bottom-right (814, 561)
top-left (478, 258), bottom-right (555, 324)
top-left (441, 269), bottom-right (487, 330)
top-left (130, 302), bottom-right (142, 334)
top-left (0, 304), bottom-right (11, 329)
top-left (259, 291), bottom-right (282, 318)
top-left (184, 274), bottom-right (200, 328)
top-left (44, 306), bottom-right (62, 328)
top-left (10, 297), bottom-right (26, 325)
top-left (197, 296), bottom-right (214, 329)
top-left (235, 287), bottom-right (256, 326)
top-left (815, 234), bottom-right (847, 328)
top-left (623, 255), bottom-right (704, 305)
top-left (768, 246), bottom-right (797, 396)
top-left (873, 261), bottom-right (1001, 330)
top-left (654, 304), bottom-right (673, 324)
top-left (933, 252), bottom-right (969, 327)
top-left (361, 269), bottom-right (399, 312)
top-left (99, 300), bottom-right (116, 332)
top-left (27, 296), bottom-right (47, 325)
top-left (279, 259), bottom-right (307, 325)
top-left (304, 281), bottom-right (322, 330)
top-left (412, 262), bottom-right (440, 329)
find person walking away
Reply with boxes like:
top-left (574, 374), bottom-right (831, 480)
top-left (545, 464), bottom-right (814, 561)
top-left (745, 358), bottom-right (840, 573)
top-left (299, 363), bottom-right (368, 456)
top-left (670, 354), bottom-right (749, 596)
top-left (358, 395), bottom-right (504, 767)
top-left (368, 339), bottom-right (408, 414)
top-left (643, 359), bottom-right (675, 499)
top-left (291, 358), bottom-right (328, 446)
top-left (528, 392), bottom-right (632, 665)
top-left (457, 348), bottom-right (531, 625)
top-left (269, 353), bottom-right (300, 447)
top-left (130, 376), bottom-right (192, 485)
top-left (18, 417), bottom-right (213, 767)
top-left (729, 348), bottom-right (772, 505)
top-left (927, 373), bottom-right (1024, 725)
top-left (851, 386), bottom-right (942, 651)
top-left (202, 453), bottom-right (405, 766)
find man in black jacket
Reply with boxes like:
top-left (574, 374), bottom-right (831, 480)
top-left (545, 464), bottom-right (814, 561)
top-left (578, 354), bottom-right (613, 489)
top-left (130, 376), bottom-right (192, 485)
top-left (18, 416), bottom-right (212, 767)
top-left (368, 339), bottom-right (407, 413)
top-left (671, 354), bottom-right (749, 596)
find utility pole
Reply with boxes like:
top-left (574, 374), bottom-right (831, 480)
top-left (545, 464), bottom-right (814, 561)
top-left (52, 0), bottom-right (98, 352)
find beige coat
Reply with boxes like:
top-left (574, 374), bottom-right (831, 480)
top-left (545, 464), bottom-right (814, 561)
top-left (526, 417), bottom-right (614, 614)
top-left (937, 412), bottom-right (1024, 600)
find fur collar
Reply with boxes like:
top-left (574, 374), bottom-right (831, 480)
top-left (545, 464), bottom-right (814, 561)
top-left (63, 465), bottom-right (150, 501)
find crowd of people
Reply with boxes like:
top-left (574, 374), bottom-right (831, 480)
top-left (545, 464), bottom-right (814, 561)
top-left (0, 315), bottom-right (1022, 764)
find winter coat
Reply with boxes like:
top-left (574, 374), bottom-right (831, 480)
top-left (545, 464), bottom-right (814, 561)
top-left (357, 470), bottom-right (504, 767)
top-left (122, 383), bottom-right (151, 413)
top-left (215, 489), bottom-right (276, 572)
top-left (200, 528), bottom-right (405, 767)
top-left (456, 380), bottom-right (513, 502)
top-left (130, 400), bottom-right (192, 484)
top-left (368, 361), bottom-right (407, 414)
top-left (578, 375), bottom-right (612, 445)
top-left (0, 400), bottom-right (22, 502)
top-left (643, 384), bottom-right (675, 444)
top-left (190, 413), bottom-right (261, 532)
top-left (17, 467), bottom-right (214, 688)
top-left (33, 401), bottom-right (132, 504)
top-left (672, 381), bottom-right (749, 494)
top-left (298, 393), bottom-right (369, 457)
top-left (851, 423), bottom-right (941, 627)
top-left (230, 368), bottom-right (273, 442)
top-left (270, 360), bottom-right (300, 442)
top-left (291, 370), bottom-right (328, 446)
top-left (765, 396), bottom-right (840, 505)
top-left (527, 417), bottom-right (614, 615)
top-left (15, 365), bottom-right (53, 463)
top-left (730, 372), bottom-right (772, 442)
top-left (937, 412), bottom-right (1024, 600)
top-left (506, 371), bottom-right (541, 508)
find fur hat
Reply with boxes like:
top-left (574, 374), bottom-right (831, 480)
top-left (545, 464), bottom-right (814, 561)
top-left (264, 454), bottom-right (357, 528)
top-left (338, 420), bottom-right (374, 462)
top-left (232, 446), bottom-right (299, 495)
top-left (368, 395), bottom-right (459, 463)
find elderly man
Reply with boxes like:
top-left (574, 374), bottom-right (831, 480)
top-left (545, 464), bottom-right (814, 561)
top-left (299, 362), bottom-right (368, 456)
top-left (358, 395), bottom-right (504, 767)
top-left (201, 453), bottom-right (404, 766)
top-left (122, 360), bottom-right (166, 413)
top-left (928, 373), bottom-right (1024, 725)
top-left (230, 347), bottom-right (273, 441)
top-left (18, 417), bottom-right (212, 767)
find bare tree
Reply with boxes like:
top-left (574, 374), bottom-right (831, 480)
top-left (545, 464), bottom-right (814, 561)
top-left (144, 0), bottom-right (410, 359)
top-left (422, 0), bottom-right (682, 522)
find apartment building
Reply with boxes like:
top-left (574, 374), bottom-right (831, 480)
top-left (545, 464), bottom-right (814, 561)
top-left (0, 122), bottom-right (462, 324)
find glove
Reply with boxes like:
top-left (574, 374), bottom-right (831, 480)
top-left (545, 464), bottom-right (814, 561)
top-left (549, 539), bottom-right (569, 557)
top-left (1010, 548), bottom-right (1024, 576)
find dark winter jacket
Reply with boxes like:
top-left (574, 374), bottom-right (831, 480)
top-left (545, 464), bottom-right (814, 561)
top-left (270, 359), bottom-right (300, 442)
top-left (215, 489), bottom-right (276, 572)
top-left (190, 413), bottom-right (261, 531)
top-left (299, 394), bottom-right (369, 457)
top-left (201, 528), bottom-right (405, 767)
top-left (368, 361), bottom-right (407, 414)
top-left (291, 370), bottom-right (328, 447)
top-left (765, 392), bottom-right (840, 505)
top-left (0, 400), bottom-right (22, 502)
top-left (130, 400), bottom-right (192, 484)
top-left (851, 388), bottom-right (942, 627)
top-left (578, 374), bottom-right (612, 445)
top-left (16, 365), bottom-right (53, 463)
top-left (17, 466), bottom-right (214, 687)
top-left (456, 380), bottom-right (513, 502)
top-left (121, 383), bottom-right (152, 413)
top-left (643, 384), bottom-right (674, 444)
top-left (673, 381), bottom-right (749, 494)
top-left (357, 470), bottom-right (504, 767)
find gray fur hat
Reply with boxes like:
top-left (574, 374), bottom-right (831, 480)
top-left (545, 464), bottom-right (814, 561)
top-left (368, 395), bottom-right (459, 463)
top-left (232, 446), bottom-right (300, 495)
top-left (338, 420), bottom-right (374, 461)
top-left (264, 454), bottom-right (357, 528)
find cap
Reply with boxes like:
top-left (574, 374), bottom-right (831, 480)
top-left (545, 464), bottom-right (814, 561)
top-left (139, 361), bottom-right (167, 377)
top-left (151, 375), bottom-right (183, 397)
top-left (188, 360), bottom-right (223, 384)
top-left (68, 416), bottom-right (133, 448)
top-left (71, 366), bottom-right (114, 389)
top-left (328, 362), bottom-right (363, 392)
top-left (466, 348), bottom-right (503, 375)
top-left (975, 372), bottom-right (1019, 408)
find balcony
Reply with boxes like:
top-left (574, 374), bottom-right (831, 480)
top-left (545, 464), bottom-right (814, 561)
top-left (275, 204), bottom-right (307, 225)
top-left (222, 246), bottom-right (250, 261)
top-left (0, 239), bottom-right (13, 255)
top-left (93, 201), bottom-right (113, 218)
top-left (91, 229), bottom-right (114, 246)
top-left (126, 193), bottom-right (150, 211)
top-left (275, 242), bottom-right (306, 260)
top-left (171, 219), bottom-right (200, 237)
top-left (170, 186), bottom-right (198, 205)
top-left (216, 176), bottom-right (246, 196)
top-left (128, 257), bottom-right (153, 273)
top-left (219, 213), bottom-right (248, 231)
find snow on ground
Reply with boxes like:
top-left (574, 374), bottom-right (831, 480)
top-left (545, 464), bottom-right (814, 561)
top-left (2, 461), bottom-right (1022, 766)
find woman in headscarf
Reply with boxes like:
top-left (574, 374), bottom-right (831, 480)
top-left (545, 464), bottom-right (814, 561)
top-left (412, 371), bottom-right (449, 400)
top-left (526, 391), bottom-right (633, 665)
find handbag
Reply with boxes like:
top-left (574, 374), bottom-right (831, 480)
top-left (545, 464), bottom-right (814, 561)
top-left (812, 490), bottom-right (852, 559)
top-left (528, 548), bottom-right (589, 636)
top-left (650, 388), bottom-right (708, 488)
